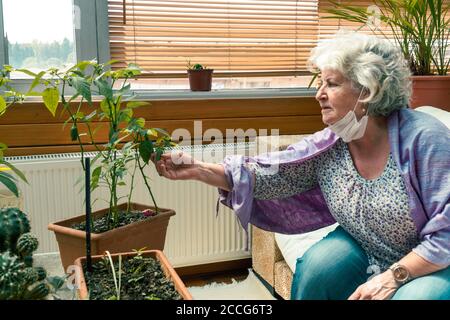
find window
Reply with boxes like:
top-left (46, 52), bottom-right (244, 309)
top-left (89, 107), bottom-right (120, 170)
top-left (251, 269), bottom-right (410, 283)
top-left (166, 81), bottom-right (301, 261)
top-left (108, 0), bottom-right (318, 89)
top-left (0, 0), bottom-right (110, 87)
top-left (0, 1), bottom-right (419, 91)
top-left (108, 0), bottom-right (405, 90)
top-left (3, 0), bottom-right (76, 78)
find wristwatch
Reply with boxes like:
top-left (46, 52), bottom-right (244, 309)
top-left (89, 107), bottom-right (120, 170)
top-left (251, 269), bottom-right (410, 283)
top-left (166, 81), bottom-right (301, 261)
top-left (389, 263), bottom-right (411, 285)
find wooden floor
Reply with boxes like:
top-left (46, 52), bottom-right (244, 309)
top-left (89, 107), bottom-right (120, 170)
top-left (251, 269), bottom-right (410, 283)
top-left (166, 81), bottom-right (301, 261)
top-left (180, 268), bottom-right (249, 287)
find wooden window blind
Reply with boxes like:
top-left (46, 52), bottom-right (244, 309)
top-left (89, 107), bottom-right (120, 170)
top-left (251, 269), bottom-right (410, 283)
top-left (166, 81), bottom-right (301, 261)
top-left (108, 0), bottom-right (318, 77)
top-left (108, 1), bottom-right (445, 78)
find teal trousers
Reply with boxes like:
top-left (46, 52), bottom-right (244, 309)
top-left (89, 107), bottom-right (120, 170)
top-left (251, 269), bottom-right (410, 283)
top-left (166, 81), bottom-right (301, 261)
top-left (290, 226), bottom-right (450, 300)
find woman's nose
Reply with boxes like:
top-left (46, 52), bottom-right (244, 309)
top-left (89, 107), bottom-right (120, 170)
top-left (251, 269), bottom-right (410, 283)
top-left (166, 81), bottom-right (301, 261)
top-left (315, 85), bottom-right (326, 101)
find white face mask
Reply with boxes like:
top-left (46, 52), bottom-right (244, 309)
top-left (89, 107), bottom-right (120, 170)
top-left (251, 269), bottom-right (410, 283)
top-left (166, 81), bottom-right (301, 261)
top-left (328, 90), bottom-right (369, 143)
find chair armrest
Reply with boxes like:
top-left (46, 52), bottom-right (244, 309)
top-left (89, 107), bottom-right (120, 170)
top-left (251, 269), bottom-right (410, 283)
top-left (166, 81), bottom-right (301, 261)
top-left (251, 225), bottom-right (284, 287)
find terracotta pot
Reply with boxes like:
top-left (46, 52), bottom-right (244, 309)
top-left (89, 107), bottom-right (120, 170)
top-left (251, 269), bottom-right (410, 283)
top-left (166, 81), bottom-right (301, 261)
top-left (48, 202), bottom-right (175, 271)
top-left (187, 69), bottom-right (213, 91)
top-left (410, 75), bottom-right (450, 111)
top-left (74, 249), bottom-right (193, 300)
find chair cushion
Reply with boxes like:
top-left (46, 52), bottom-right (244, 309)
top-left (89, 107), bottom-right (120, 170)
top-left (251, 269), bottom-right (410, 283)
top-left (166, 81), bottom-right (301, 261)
top-left (275, 223), bottom-right (339, 273)
top-left (415, 106), bottom-right (450, 128)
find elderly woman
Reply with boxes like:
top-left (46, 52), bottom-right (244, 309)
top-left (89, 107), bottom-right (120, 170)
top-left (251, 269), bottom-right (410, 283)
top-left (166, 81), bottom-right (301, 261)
top-left (153, 33), bottom-right (450, 300)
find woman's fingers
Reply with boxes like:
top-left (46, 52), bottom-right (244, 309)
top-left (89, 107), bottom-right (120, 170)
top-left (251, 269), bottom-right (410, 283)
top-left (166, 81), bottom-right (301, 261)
top-left (153, 151), bottom-right (197, 180)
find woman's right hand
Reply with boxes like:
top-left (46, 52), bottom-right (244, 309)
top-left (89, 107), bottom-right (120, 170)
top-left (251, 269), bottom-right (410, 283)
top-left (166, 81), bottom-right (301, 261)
top-left (152, 151), bottom-right (202, 181)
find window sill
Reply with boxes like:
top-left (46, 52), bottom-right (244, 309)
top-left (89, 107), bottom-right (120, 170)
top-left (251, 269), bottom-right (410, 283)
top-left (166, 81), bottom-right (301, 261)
top-left (20, 87), bottom-right (317, 103)
top-left (132, 88), bottom-right (317, 100)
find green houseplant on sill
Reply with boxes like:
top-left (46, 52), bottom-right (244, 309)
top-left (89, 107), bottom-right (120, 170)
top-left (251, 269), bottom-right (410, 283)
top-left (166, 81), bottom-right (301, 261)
top-left (325, 0), bottom-right (450, 110)
top-left (187, 61), bottom-right (214, 91)
top-left (17, 61), bottom-right (190, 299)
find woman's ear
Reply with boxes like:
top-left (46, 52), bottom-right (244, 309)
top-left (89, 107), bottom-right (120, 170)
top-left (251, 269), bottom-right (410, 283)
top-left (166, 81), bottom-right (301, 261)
top-left (361, 87), bottom-right (370, 100)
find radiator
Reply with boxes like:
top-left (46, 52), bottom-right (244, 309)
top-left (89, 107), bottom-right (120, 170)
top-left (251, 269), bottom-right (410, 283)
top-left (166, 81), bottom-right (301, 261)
top-left (5, 142), bottom-right (258, 267)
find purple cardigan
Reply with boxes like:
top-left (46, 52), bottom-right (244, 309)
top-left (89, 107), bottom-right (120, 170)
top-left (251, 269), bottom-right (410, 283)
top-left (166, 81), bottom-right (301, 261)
top-left (218, 108), bottom-right (450, 266)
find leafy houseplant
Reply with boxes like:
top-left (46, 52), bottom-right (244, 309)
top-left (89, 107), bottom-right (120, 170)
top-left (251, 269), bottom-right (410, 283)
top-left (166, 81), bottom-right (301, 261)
top-left (187, 61), bottom-right (214, 91)
top-left (0, 66), bottom-right (28, 197)
top-left (18, 61), bottom-right (178, 272)
top-left (0, 68), bottom-right (67, 300)
top-left (325, 0), bottom-right (450, 109)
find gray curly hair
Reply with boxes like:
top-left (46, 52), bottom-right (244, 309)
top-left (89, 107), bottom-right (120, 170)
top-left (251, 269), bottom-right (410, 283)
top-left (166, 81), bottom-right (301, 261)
top-left (308, 32), bottom-right (412, 116)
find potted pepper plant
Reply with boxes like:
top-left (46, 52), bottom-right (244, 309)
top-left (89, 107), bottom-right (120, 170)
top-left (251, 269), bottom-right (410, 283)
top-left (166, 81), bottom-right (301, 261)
top-left (19, 61), bottom-right (177, 272)
top-left (325, 0), bottom-right (450, 110)
top-left (187, 61), bottom-right (214, 91)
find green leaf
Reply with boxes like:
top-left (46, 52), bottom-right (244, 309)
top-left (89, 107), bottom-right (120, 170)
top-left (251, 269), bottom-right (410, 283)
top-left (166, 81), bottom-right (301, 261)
top-left (0, 143), bottom-right (7, 151)
top-left (100, 99), bottom-right (111, 119)
top-left (147, 128), bottom-right (158, 137)
top-left (75, 112), bottom-right (84, 120)
top-left (70, 76), bottom-right (92, 104)
top-left (15, 68), bottom-right (37, 77)
top-left (29, 71), bottom-right (46, 92)
top-left (42, 87), bottom-right (60, 116)
top-left (0, 160), bottom-right (28, 183)
top-left (156, 148), bottom-right (163, 162)
top-left (125, 63), bottom-right (141, 76)
top-left (136, 118), bottom-right (145, 128)
top-left (94, 78), bottom-right (113, 100)
top-left (126, 101), bottom-right (149, 109)
top-left (139, 140), bottom-right (154, 164)
top-left (69, 60), bottom-right (95, 72)
top-left (91, 166), bottom-right (102, 190)
top-left (0, 171), bottom-right (19, 197)
top-left (119, 108), bottom-right (133, 123)
top-left (0, 96), bottom-right (6, 116)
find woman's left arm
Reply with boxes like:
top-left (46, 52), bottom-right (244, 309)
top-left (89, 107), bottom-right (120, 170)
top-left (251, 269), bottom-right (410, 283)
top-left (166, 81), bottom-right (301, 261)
top-left (348, 251), bottom-right (447, 300)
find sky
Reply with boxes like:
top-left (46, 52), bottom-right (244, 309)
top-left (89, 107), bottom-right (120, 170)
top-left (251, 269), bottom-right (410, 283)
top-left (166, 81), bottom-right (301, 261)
top-left (3, 0), bottom-right (75, 43)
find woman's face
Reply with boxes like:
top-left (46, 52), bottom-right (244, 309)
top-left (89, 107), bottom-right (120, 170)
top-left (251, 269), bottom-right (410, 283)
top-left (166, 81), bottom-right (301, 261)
top-left (315, 69), bottom-right (364, 125)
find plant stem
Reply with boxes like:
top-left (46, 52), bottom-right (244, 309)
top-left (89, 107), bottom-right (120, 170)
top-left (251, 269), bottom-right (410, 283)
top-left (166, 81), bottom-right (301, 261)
top-left (137, 157), bottom-right (159, 213)
top-left (127, 150), bottom-right (139, 213)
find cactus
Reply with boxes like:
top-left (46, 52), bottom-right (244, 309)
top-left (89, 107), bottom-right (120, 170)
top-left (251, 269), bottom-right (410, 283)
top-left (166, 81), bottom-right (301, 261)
top-left (0, 207), bottom-right (31, 253)
top-left (23, 267), bottom-right (39, 285)
top-left (23, 266), bottom-right (47, 285)
top-left (0, 251), bottom-right (27, 299)
top-left (0, 208), bottom-right (51, 300)
top-left (34, 266), bottom-right (47, 281)
top-left (16, 233), bottom-right (38, 257)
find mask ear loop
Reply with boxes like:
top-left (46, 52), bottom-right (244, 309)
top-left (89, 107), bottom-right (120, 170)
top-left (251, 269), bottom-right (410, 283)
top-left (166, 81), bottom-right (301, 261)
top-left (353, 89), bottom-right (368, 117)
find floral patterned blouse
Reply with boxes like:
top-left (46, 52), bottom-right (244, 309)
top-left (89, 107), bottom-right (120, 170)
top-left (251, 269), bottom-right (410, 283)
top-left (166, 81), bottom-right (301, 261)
top-left (252, 139), bottom-right (420, 271)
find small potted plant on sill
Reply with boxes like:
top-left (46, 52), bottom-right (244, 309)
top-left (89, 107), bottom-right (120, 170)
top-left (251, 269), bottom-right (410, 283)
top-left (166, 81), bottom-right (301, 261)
top-left (19, 61), bottom-right (178, 272)
top-left (325, 0), bottom-right (450, 110)
top-left (187, 61), bottom-right (214, 91)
